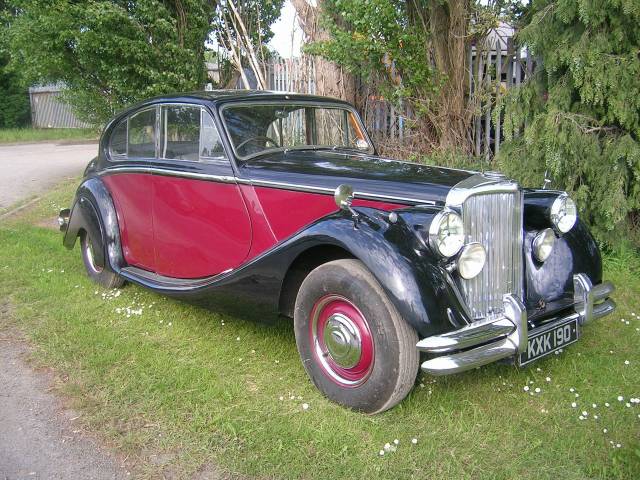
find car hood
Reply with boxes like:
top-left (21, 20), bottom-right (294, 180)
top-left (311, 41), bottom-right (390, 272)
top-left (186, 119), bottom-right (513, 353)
top-left (238, 150), bottom-right (476, 205)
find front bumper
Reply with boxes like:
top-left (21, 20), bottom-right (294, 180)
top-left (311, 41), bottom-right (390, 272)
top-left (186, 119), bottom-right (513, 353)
top-left (417, 274), bottom-right (615, 375)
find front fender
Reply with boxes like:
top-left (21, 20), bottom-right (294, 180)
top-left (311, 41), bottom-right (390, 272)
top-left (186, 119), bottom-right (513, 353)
top-left (63, 177), bottom-right (124, 271)
top-left (274, 207), bottom-right (471, 338)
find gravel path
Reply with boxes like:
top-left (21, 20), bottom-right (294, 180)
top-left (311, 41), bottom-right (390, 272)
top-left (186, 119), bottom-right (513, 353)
top-left (0, 142), bottom-right (97, 210)
top-left (0, 327), bottom-right (129, 479)
top-left (0, 142), bottom-right (129, 479)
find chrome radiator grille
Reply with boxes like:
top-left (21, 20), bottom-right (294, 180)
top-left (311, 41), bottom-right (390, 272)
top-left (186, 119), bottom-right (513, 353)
top-left (460, 191), bottom-right (524, 320)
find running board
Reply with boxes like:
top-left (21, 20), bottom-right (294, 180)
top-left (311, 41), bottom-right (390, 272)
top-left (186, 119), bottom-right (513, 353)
top-left (119, 266), bottom-right (227, 291)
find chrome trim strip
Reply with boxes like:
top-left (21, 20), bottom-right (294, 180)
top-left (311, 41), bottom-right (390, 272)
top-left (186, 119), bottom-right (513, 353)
top-left (99, 166), bottom-right (237, 184)
top-left (99, 165), bottom-right (436, 205)
top-left (241, 178), bottom-right (436, 205)
top-left (238, 178), bottom-right (334, 194)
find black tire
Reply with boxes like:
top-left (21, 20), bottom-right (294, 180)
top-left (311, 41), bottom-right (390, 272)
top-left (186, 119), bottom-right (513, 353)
top-left (79, 230), bottom-right (124, 289)
top-left (294, 259), bottom-right (419, 414)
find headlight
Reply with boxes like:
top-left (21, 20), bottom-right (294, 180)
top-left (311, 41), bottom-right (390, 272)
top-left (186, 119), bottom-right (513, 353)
top-left (533, 228), bottom-right (556, 262)
top-left (428, 210), bottom-right (464, 257)
top-left (550, 194), bottom-right (577, 233)
top-left (457, 242), bottom-right (486, 279)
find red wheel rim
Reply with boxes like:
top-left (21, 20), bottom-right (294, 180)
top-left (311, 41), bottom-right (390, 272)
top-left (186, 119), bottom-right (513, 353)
top-left (309, 295), bottom-right (374, 387)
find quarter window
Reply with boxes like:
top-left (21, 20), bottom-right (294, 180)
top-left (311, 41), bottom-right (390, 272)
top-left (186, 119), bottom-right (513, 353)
top-left (109, 120), bottom-right (127, 157)
top-left (128, 108), bottom-right (157, 158)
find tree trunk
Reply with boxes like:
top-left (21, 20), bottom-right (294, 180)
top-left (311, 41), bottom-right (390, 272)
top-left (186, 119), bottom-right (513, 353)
top-left (291, 0), bottom-right (359, 108)
top-left (427, 0), bottom-right (473, 152)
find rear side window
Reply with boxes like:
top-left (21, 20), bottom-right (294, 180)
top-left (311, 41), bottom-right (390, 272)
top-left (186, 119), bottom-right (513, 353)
top-left (128, 108), bottom-right (157, 158)
top-left (109, 120), bottom-right (127, 157)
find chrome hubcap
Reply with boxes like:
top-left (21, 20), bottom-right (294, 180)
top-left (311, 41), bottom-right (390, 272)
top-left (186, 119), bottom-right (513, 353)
top-left (323, 313), bottom-right (362, 369)
top-left (310, 294), bottom-right (375, 387)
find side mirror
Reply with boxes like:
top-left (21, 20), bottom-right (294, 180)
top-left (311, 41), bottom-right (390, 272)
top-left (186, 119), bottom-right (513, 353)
top-left (334, 184), bottom-right (355, 210)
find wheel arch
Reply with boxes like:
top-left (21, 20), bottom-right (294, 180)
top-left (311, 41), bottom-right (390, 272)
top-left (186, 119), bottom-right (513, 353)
top-left (278, 244), bottom-right (356, 318)
top-left (63, 177), bottom-right (124, 271)
top-left (274, 208), bottom-right (471, 338)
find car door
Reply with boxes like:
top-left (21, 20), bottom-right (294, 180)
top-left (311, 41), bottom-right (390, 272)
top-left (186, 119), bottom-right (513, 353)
top-left (102, 107), bottom-right (156, 271)
top-left (151, 104), bottom-right (252, 278)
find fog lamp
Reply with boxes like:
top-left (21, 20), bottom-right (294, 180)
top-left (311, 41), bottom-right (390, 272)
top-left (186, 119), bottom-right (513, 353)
top-left (457, 242), bottom-right (486, 280)
top-left (533, 228), bottom-right (556, 262)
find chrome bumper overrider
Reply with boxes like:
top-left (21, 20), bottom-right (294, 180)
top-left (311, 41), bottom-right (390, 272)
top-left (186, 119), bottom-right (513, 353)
top-left (58, 208), bottom-right (70, 232)
top-left (417, 274), bottom-right (616, 375)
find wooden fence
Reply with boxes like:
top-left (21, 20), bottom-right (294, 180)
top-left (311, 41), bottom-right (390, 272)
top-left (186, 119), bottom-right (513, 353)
top-left (261, 34), bottom-right (536, 157)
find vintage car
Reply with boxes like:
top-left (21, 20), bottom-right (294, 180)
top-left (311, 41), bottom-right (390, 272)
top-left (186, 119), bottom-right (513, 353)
top-left (59, 91), bottom-right (615, 413)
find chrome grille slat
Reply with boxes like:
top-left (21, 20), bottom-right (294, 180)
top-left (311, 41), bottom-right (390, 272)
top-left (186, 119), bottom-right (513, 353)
top-left (461, 191), bottom-right (523, 319)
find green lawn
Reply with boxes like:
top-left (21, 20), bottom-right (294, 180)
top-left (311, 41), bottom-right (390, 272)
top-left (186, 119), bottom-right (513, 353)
top-left (1, 182), bottom-right (639, 479)
top-left (0, 127), bottom-right (98, 144)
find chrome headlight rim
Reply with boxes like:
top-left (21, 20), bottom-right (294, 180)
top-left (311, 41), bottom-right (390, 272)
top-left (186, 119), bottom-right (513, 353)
top-left (428, 209), bottom-right (465, 258)
top-left (457, 242), bottom-right (487, 280)
top-left (550, 193), bottom-right (577, 234)
top-left (533, 228), bottom-right (556, 262)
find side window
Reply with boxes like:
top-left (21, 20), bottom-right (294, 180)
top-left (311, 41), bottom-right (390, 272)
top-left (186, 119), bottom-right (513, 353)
top-left (200, 110), bottom-right (226, 161)
top-left (160, 105), bottom-right (200, 161)
top-left (109, 120), bottom-right (127, 157)
top-left (160, 105), bottom-right (227, 162)
top-left (128, 108), bottom-right (157, 158)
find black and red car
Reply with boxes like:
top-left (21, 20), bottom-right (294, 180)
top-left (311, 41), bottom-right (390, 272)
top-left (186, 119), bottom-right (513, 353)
top-left (59, 91), bottom-right (615, 413)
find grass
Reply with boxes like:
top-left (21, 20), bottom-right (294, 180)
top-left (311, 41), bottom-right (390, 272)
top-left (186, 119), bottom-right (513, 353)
top-left (0, 127), bottom-right (98, 144)
top-left (1, 181), bottom-right (639, 479)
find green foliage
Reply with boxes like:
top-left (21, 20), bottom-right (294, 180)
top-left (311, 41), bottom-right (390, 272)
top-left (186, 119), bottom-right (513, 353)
top-left (212, 0), bottom-right (283, 50)
top-left (7, 0), bottom-right (218, 126)
top-left (0, 0), bottom-right (30, 127)
top-left (305, 0), bottom-right (438, 103)
top-left (498, 0), bottom-right (640, 246)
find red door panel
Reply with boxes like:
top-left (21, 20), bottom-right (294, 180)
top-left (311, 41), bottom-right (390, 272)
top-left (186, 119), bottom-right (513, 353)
top-left (103, 173), bottom-right (155, 270)
top-left (152, 176), bottom-right (252, 278)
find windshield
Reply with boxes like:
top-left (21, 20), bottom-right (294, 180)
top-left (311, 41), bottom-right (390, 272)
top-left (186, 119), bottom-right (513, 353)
top-left (221, 103), bottom-right (373, 160)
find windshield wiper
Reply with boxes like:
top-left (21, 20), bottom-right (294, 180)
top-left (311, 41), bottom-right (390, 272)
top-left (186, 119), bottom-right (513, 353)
top-left (284, 146), bottom-right (334, 154)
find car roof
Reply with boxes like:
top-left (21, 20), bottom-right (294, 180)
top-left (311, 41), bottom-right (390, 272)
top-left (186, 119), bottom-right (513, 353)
top-left (134, 90), bottom-right (352, 108)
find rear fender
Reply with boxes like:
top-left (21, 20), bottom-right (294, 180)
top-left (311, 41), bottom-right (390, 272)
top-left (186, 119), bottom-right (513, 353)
top-left (63, 177), bottom-right (124, 271)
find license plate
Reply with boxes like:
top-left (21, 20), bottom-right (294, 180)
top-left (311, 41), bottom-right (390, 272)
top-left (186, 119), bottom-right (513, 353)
top-left (518, 317), bottom-right (580, 366)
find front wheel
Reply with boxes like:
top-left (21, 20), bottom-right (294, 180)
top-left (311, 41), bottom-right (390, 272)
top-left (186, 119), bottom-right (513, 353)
top-left (294, 259), bottom-right (419, 414)
top-left (80, 230), bottom-right (124, 289)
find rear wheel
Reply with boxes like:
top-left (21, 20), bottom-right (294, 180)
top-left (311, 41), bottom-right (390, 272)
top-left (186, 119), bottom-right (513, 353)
top-left (294, 259), bottom-right (419, 413)
top-left (80, 230), bottom-right (124, 289)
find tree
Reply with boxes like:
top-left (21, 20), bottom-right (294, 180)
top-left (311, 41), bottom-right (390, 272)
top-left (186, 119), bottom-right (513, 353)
top-left (0, 0), bottom-right (30, 128)
top-left (290, 0), bottom-right (359, 107)
top-left (498, 0), bottom-right (640, 244)
top-left (300, 0), bottom-right (514, 153)
top-left (212, 0), bottom-right (284, 89)
top-left (8, 0), bottom-right (218, 125)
